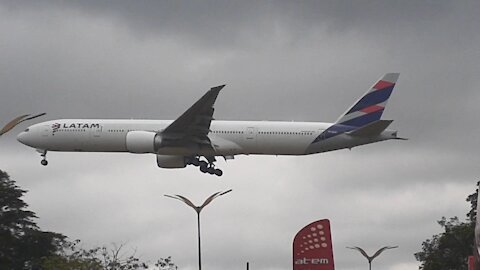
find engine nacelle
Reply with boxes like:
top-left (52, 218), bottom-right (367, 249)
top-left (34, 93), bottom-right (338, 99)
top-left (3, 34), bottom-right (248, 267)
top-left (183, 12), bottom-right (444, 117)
top-left (126, 131), bottom-right (157, 153)
top-left (156, 155), bottom-right (187, 168)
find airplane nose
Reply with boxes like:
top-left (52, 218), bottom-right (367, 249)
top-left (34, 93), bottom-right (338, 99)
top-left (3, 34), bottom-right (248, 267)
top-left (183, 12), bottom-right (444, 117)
top-left (17, 131), bottom-right (32, 146)
top-left (17, 132), bottom-right (26, 144)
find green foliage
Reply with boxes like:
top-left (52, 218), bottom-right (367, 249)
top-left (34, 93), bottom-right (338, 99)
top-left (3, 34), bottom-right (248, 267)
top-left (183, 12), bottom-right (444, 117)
top-left (415, 182), bottom-right (479, 270)
top-left (42, 240), bottom-right (177, 270)
top-left (41, 239), bottom-right (103, 270)
top-left (0, 169), bottom-right (65, 269)
top-left (415, 217), bottom-right (474, 270)
top-left (153, 257), bottom-right (177, 270)
top-left (467, 181), bottom-right (480, 223)
top-left (1, 169), bottom-right (176, 270)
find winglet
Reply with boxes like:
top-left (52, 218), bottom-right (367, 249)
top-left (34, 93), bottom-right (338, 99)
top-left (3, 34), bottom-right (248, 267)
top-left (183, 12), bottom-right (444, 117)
top-left (211, 84), bottom-right (226, 92)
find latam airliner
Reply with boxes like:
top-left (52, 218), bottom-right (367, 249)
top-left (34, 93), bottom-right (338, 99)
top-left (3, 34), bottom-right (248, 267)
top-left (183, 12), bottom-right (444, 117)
top-left (13, 73), bottom-right (404, 176)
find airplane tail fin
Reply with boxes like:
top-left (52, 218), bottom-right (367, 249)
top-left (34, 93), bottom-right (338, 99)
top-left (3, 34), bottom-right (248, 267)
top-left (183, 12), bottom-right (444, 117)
top-left (335, 73), bottom-right (399, 127)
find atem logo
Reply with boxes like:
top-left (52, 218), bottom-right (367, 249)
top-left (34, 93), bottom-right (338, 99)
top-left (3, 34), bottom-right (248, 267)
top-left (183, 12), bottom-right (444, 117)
top-left (295, 258), bottom-right (329, 265)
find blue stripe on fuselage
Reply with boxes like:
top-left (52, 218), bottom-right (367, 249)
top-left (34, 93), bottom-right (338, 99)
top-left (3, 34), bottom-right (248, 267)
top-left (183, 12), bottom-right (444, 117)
top-left (311, 110), bottom-right (384, 144)
top-left (311, 123), bottom-right (356, 143)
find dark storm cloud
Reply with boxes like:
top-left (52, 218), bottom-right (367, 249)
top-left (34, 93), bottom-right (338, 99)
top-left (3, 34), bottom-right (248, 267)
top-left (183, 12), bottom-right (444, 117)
top-left (1, 0), bottom-right (478, 124)
top-left (0, 0), bottom-right (458, 48)
top-left (65, 0), bottom-right (456, 44)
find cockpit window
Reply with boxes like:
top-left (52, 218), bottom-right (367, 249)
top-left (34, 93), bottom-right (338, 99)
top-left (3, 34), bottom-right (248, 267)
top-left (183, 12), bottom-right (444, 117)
top-left (24, 128), bottom-right (29, 132)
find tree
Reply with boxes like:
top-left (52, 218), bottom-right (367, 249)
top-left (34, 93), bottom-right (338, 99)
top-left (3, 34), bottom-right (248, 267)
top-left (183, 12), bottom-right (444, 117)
top-left (41, 239), bottom-right (103, 270)
top-left (1, 169), bottom-right (176, 270)
top-left (41, 240), bottom-right (177, 270)
top-left (0, 169), bottom-right (65, 269)
top-left (415, 182), bottom-right (479, 270)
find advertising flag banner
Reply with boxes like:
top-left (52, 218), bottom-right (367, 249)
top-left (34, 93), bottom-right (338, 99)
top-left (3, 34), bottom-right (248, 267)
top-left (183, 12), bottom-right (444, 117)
top-left (469, 256), bottom-right (475, 270)
top-left (293, 219), bottom-right (334, 270)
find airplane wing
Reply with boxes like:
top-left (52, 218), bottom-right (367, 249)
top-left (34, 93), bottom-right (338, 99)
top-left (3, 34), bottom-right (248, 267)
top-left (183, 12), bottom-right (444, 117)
top-left (160, 85), bottom-right (225, 147)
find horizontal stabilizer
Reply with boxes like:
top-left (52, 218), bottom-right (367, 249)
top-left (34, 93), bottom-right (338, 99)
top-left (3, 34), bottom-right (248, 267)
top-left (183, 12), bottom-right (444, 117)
top-left (347, 120), bottom-right (393, 137)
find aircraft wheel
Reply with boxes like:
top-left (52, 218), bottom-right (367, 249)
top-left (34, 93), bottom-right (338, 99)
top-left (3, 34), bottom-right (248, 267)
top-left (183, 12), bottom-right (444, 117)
top-left (207, 167), bottom-right (215, 174)
top-left (191, 159), bottom-right (200, 166)
top-left (214, 169), bottom-right (223, 177)
top-left (200, 164), bottom-right (208, 173)
top-left (41, 160), bottom-right (48, 166)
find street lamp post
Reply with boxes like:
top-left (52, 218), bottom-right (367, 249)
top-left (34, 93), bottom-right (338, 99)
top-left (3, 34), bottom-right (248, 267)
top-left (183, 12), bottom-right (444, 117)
top-left (347, 246), bottom-right (398, 270)
top-left (165, 189), bottom-right (232, 270)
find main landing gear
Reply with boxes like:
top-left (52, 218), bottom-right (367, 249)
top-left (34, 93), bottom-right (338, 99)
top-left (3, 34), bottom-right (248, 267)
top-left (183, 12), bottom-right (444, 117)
top-left (186, 156), bottom-right (223, 176)
top-left (38, 150), bottom-right (48, 166)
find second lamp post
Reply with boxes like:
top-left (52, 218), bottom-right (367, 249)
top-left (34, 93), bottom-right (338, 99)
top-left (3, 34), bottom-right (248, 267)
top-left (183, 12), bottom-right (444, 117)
top-left (165, 189), bottom-right (232, 270)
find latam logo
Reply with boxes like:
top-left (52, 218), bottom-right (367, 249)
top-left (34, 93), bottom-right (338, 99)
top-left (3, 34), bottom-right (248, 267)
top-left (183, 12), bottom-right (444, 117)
top-left (52, 123), bottom-right (61, 133)
top-left (293, 219), bottom-right (334, 270)
top-left (60, 123), bottom-right (101, 129)
top-left (52, 123), bottom-right (101, 134)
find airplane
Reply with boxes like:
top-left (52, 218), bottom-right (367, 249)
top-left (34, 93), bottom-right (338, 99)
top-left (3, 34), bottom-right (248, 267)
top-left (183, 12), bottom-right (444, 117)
top-left (16, 73), bottom-right (405, 176)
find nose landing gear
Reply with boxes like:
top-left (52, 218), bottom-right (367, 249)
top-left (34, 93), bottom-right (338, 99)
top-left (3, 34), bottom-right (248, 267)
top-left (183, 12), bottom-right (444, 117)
top-left (38, 149), bottom-right (48, 166)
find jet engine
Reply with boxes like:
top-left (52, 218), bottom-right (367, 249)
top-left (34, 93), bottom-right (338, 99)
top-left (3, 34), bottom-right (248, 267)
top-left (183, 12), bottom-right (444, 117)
top-left (126, 131), bottom-right (160, 153)
top-left (156, 155), bottom-right (187, 168)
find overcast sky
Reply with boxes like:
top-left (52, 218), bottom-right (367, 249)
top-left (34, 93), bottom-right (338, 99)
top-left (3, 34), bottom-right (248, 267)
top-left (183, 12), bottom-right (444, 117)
top-left (1, 1), bottom-right (480, 269)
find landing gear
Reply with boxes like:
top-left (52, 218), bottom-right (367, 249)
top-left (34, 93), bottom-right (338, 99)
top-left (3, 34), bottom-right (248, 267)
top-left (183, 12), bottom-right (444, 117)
top-left (213, 168), bottom-right (223, 176)
top-left (39, 150), bottom-right (48, 166)
top-left (187, 156), bottom-right (223, 176)
top-left (199, 162), bottom-right (208, 173)
top-left (186, 157), bottom-right (204, 168)
top-left (206, 167), bottom-right (222, 176)
top-left (190, 158), bottom-right (200, 167)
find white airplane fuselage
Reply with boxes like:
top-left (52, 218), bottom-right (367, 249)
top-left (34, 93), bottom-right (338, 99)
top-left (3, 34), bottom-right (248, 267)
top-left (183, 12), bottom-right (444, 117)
top-left (14, 73), bottom-right (402, 175)
top-left (17, 119), bottom-right (396, 156)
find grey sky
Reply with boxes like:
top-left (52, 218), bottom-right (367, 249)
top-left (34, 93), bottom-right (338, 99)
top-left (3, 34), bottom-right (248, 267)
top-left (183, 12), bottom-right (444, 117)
top-left (1, 1), bottom-right (480, 269)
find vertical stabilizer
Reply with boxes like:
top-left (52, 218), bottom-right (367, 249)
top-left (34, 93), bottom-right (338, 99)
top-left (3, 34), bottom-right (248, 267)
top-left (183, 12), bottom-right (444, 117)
top-left (335, 73), bottom-right (399, 127)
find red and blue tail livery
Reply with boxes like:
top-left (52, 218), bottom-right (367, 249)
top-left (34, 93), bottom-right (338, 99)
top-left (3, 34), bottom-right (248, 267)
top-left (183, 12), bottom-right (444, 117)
top-left (336, 73), bottom-right (399, 127)
top-left (312, 73), bottom-right (400, 144)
